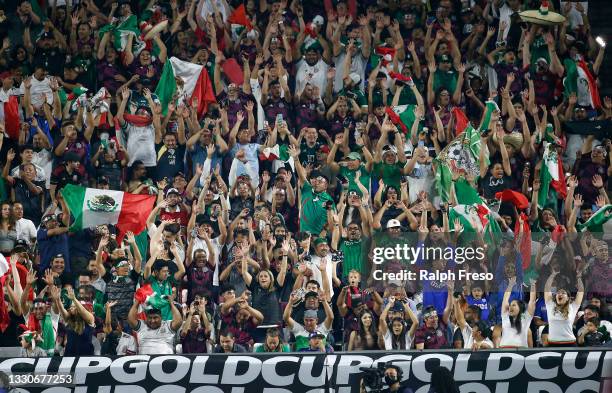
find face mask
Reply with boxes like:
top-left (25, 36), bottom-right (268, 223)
top-left (385, 375), bottom-right (398, 385)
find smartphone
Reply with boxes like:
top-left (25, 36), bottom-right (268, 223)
top-left (426, 16), bottom-right (436, 25)
top-left (596, 36), bottom-right (606, 48)
top-left (275, 113), bottom-right (283, 125)
top-left (418, 140), bottom-right (425, 148)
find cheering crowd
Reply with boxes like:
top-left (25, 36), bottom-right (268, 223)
top-left (0, 0), bottom-right (609, 358)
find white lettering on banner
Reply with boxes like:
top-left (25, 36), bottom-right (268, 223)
top-left (189, 387), bottom-right (224, 393)
top-left (0, 357), bottom-right (35, 373)
top-left (484, 353), bottom-right (524, 380)
top-left (603, 351), bottom-right (612, 378)
top-left (526, 382), bottom-right (563, 393)
top-left (373, 355), bottom-right (412, 383)
top-left (297, 356), bottom-right (326, 386)
top-left (335, 355), bottom-right (371, 385)
top-left (561, 351), bottom-right (601, 379)
top-left (32, 357), bottom-right (51, 374)
top-left (524, 352), bottom-right (562, 380)
top-left (411, 354), bottom-right (454, 382)
top-left (190, 356), bottom-right (220, 384)
top-left (261, 356), bottom-right (300, 385)
top-left (454, 354), bottom-right (483, 381)
top-left (150, 356), bottom-right (191, 383)
top-left (114, 386), bottom-right (146, 393)
top-left (220, 356), bottom-right (262, 385)
top-left (565, 380), bottom-right (600, 393)
top-left (109, 356), bottom-right (150, 383)
top-left (74, 357), bottom-right (113, 384)
top-left (57, 357), bottom-right (77, 376)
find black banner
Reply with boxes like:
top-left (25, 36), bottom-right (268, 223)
top-left (1, 349), bottom-right (611, 392)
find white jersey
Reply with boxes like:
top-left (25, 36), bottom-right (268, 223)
top-left (122, 122), bottom-right (156, 167)
top-left (296, 58), bottom-right (329, 96)
top-left (383, 329), bottom-right (413, 350)
top-left (545, 301), bottom-right (579, 343)
top-left (116, 332), bottom-right (137, 355)
top-left (135, 320), bottom-right (176, 354)
top-left (15, 218), bottom-right (37, 244)
top-left (500, 311), bottom-right (533, 348)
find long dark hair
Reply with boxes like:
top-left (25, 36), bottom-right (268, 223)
top-left (509, 299), bottom-right (526, 334)
top-left (430, 366), bottom-right (460, 393)
top-left (358, 311), bottom-right (378, 344)
top-left (389, 317), bottom-right (408, 350)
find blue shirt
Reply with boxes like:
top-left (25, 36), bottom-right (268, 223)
top-left (467, 295), bottom-right (491, 322)
top-left (416, 241), bottom-right (456, 315)
top-left (37, 228), bottom-right (70, 272)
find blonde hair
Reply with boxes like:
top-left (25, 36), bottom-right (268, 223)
top-left (257, 269), bottom-right (276, 292)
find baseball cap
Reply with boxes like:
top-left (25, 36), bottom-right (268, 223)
top-left (165, 188), bottom-right (180, 197)
top-left (313, 237), bottom-right (328, 246)
top-left (386, 219), bottom-right (402, 229)
top-left (391, 301), bottom-right (405, 312)
top-left (346, 152), bottom-right (361, 161)
top-left (310, 170), bottom-right (329, 183)
top-left (382, 145), bottom-right (398, 155)
top-left (12, 239), bottom-right (29, 253)
top-left (304, 291), bottom-right (319, 299)
top-left (349, 72), bottom-right (361, 85)
top-left (304, 309), bottom-right (319, 319)
top-left (37, 31), bottom-right (54, 41)
top-left (309, 330), bottom-right (325, 339)
top-left (312, 15), bottom-right (325, 26)
top-left (536, 57), bottom-right (548, 66)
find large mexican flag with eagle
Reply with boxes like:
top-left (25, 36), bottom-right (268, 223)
top-left (433, 101), bottom-right (498, 203)
top-left (60, 185), bottom-right (156, 241)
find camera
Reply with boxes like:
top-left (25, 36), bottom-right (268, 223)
top-left (359, 363), bottom-right (387, 392)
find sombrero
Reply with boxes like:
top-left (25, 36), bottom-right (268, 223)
top-left (493, 131), bottom-right (524, 151)
top-left (519, 0), bottom-right (565, 26)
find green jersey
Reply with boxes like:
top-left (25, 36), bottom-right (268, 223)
top-left (300, 181), bottom-right (334, 235)
top-left (340, 238), bottom-right (367, 277)
top-left (339, 164), bottom-right (370, 194)
top-left (372, 161), bottom-right (404, 190)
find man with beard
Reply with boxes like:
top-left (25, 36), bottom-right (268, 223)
top-left (156, 129), bottom-right (186, 182)
top-left (49, 151), bottom-right (85, 205)
top-left (295, 34), bottom-right (330, 97)
top-left (116, 87), bottom-right (161, 177)
top-left (96, 235), bottom-right (142, 322)
top-left (284, 292), bottom-right (334, 351)
top-left (159, 188), bottom-right (189, 229)
top-left (28, 21), bottom-right (66, 77)
top-left (8, 163), bottom-right (44, 225)
top-left (415, 299), bottom-right (453, 349)
top-left (294, 83), bottom-right (326, 131)
top-left (37, 211), bottom-right (70, 273)
top-left (186, 118), bottom-right (228, 176)
top-left (288, 145), bottom-right (336, 236)
top-left (128, 301), bottom-right (183, 355)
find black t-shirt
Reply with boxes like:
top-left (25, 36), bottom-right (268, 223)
top-left (155, 143), bottom-right (186, 181)
top-left (248, 281), bottom-right (281, 325)
top-left (481, 173), bottom-right (513, 200)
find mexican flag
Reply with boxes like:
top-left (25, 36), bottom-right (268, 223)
top-left (577, 204), bottom-right (612, 232)
top-left (452, 107), bottom-right (469, 137)
top-left (385, 105), bottom-right (419, 136)
top-left (134, 283), bottom-right (170, 309)
top-left (434, 124), bottom-right (487, 203)
top-left (99, 15), bottom-right (146, 56)
top-left (155, 57), bottom-right (216, 117)
top-left (260, 144), bottom-right (295, 172)
top-left (564, 58), bottom-right (602, 109)
top-left (449, 200), bottom-right (501, 248)
top-left (60, 185), bottom-right (156, 242)
top-left (538, 142), bottom-right (567, 209)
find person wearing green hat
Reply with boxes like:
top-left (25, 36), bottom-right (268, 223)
top-left (327, 140), bottom-right (373, 194)
top-left (288, 144), bottom-right (335, 236)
